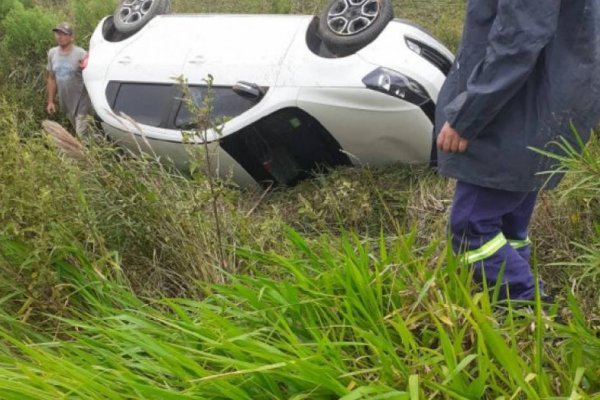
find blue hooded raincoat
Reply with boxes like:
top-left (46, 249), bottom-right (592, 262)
top-left (435, 0), bottom-right (600, 191)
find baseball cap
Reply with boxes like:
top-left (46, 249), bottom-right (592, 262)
top-left (52, 22), bottom-right (74, 35)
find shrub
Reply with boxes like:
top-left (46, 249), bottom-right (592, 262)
top-left (0, 3), bottom-right (59, 119)
top-left (0, 4), bottom-right (58, 64)
top-left (0, 0), bottom-right (22, 23)
top-left (0, 97), bottom-right (90, 319)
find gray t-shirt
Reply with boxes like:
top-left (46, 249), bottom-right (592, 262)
top-left (47, 45), bottom-right (92, 121)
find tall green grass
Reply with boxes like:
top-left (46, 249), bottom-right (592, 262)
top-left (534, 133), bottom-right (600, 310)
top-left (0, 230), bottom-right (598, 398)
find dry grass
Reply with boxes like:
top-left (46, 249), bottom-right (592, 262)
top-left (42, 119), bottom-right (86, 161)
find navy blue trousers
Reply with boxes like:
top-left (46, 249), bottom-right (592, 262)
top-left (450, 181), bottom-right (540, 300)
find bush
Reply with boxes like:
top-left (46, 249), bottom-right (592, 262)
top-left (0, 4), bottom-right (58, 64)
top-left (0, 3), bottom-right (59, 120)
top-left (0, 97), bottom-right (89, 319)
top-left (0, 0), bottom-right (22, 23)
top-left (0, 95), bottom-right (277, 309)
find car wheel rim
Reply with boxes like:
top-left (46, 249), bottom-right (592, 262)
top-left (327, 0), bottom-right (381, 36)
top-left (118, 0), bottom-right (155, 25)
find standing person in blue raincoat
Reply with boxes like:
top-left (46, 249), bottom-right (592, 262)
top-left (435, 0), bottom-right (600, 301)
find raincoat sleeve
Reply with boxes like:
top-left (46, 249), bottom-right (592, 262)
top-left (444, 0), bottom-right (562, 140)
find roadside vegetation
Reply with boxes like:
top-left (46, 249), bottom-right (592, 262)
top-left (0, 0), bottom-right (598, 398)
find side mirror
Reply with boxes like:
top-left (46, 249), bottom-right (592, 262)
top-left (233, 81), bottom-right (265, 100)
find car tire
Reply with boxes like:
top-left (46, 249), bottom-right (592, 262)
top-left (113, 0), bottom-right (171, 34)
top-left (319, 0), bottom-right (394, 55)
top-left (318, 0), bottom-right (394, 55)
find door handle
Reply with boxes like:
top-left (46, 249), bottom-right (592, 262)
top-left (117, 56), bottom-right (132, 65)
top-left (188, 55), bottom-right (206, 65)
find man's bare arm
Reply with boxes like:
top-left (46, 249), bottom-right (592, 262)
top-left (46, 72), bottom-right (57, 114)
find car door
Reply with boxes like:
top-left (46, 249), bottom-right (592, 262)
top-left (180, 15), bottom-right (305, 87)
top-left (106, 16), bottom-right (195, 84)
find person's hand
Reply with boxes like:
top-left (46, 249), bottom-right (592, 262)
top-left (437, 121), bottom-right (469, 153)
top-left (79, 53), bottom-right (89, 69)
top-left (46, 102), bottom-right (56, 114)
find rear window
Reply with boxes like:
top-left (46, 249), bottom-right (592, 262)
top-left (175, 86), bottom-right (259, 129)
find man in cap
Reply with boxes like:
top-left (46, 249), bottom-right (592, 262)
top-left (435, 0), bottom-right (600, 303)
top-left (46, 22), bottom-right (93, 140)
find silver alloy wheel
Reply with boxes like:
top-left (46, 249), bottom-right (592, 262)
top-left (117, 0), bottom-right (155, 25)
top-left (327, 0), bottom-right (381, 36)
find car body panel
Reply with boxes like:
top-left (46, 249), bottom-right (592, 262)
top-left (357, 20), bottom-right (451, 101)
top-left (277, 18), bottom-right (378, 88)
top-left (101, 122), bottom-right (259, 186)
top-left (102, 15), bottom-right (307, 87)
top-left (105, 17), bottom-right (191, 83)
top-left (179, 14), bottom-right (306, 86)
top-left (276, 19), bottom-right (450, 94)
top-left (297, 87), bottom-right (432, 165)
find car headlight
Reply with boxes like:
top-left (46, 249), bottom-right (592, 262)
top-left (362, 67), bottom-right (430, 106)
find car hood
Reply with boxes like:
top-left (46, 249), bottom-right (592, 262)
top-left (104, 14), bottom-right (310, 87)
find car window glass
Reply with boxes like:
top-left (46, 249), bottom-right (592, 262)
top-left (175, 86), bottom-right (258, 129)
top-left (113, 83), bottom-right (172, 127)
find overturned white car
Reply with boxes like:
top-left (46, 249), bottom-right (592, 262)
top-left (84, 0), bottom-right (453, 186)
